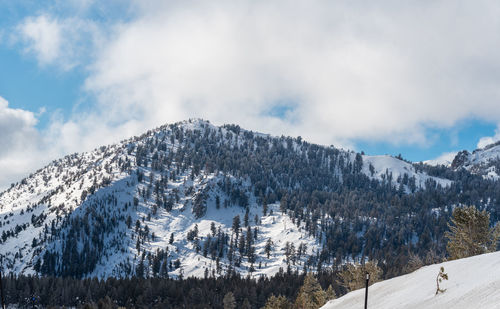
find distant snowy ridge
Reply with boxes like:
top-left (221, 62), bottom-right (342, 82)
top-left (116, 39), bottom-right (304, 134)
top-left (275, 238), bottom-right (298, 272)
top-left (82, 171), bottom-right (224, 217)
top-left (362, 155), bottom-right (452, 190)
top-left (449, 142), bottom-right (500, 180)
top-left (423, 151), bottom-right (457, 167)
top-left (422, 142), bottom-right (500, 180)
top-left (322, 251), bottom-right (500, 309)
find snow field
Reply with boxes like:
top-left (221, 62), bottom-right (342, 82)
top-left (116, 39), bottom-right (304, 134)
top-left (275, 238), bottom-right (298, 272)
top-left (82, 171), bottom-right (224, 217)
top-left (323, 251), bottom-right (500, 309)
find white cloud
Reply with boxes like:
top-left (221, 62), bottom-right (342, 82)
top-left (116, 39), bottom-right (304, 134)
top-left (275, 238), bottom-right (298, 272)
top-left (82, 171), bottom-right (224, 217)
top-left (0, 96), bottom-right (38, 153)
top-left (0, 97), bottom-right (43, 190)
top-left (17, 15), bottom-right (62, 64)
top-left (16, 14), bottom-right (101, 69)
top-left (0, 97), bottom-right (122, 190)
top-left (7, 0), bottom-right (500, 187)
top-left (81, 0), bottom-right (500, 148)
top-left (477, 124), bottom-right (500, 149)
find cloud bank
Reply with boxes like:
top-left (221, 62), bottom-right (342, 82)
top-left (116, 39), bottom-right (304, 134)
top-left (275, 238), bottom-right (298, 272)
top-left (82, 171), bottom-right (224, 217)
top-left (4, 0), bottom-right (500, 188)
top-left (86, 0), bottom-right (500, 146)
top-left (16, 14), bottom-right (101, 70)
top-left (0, 97), bottom-right (44, 188)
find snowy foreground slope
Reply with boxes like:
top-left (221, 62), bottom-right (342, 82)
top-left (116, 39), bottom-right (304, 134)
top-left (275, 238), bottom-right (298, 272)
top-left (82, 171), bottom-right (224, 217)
top-left (323, 251), bottom-right (500, 309)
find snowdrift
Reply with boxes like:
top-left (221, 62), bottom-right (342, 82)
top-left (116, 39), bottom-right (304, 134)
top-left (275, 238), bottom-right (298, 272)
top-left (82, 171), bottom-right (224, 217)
top-left (322, 251), bottom-right (500, 309)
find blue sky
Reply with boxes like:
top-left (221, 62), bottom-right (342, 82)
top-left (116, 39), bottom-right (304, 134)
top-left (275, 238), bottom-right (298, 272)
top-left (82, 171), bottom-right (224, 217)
top-left (355, 120), bottom-right (498, 162)
top-left (0, 45), bottom-right (83, 127)
top-left (2, 0), bottom-right (500, 188)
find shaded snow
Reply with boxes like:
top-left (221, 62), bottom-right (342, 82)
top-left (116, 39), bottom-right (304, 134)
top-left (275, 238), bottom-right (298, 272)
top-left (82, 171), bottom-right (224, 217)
top-left (323, 251), bottom-right (500, 309)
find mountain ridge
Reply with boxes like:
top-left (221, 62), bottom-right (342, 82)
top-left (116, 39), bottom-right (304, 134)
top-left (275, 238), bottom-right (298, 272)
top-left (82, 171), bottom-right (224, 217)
top-left (0, 119), bottom-right (498, 280)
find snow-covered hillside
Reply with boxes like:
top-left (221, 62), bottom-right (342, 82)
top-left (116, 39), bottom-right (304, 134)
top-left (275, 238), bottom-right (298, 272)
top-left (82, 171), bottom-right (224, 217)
top-left (0, 119), bottom-right (324, 278)
top-left (323, 251), bottom-right (500, 309)
top-left (362, 155), bottom-right (452, 190)
top-left (0, 119), bottom-right (456, 279)
top-left (448, 142), bottom-right (500, 180)
top-left (423, 152), bottom-right (457, 167)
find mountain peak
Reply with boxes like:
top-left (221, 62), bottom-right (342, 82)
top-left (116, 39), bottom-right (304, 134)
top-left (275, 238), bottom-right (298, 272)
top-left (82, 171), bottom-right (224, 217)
top-left (0, 119), bottom-right (487, 281)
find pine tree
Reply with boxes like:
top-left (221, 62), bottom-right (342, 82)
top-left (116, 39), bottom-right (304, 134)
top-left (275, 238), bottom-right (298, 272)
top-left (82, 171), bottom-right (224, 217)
top-left (244, 208), bottom-right (250, 227)
top-left (338, 261), bottom-right (382, 292)
top-left (404, 253), bottom-right (424, 273)
top-left (294, 274), bottom-right (326, 309)
top-left (241, 298), bottom-right (251, 309)
top-left (159, 258), bottom-right (169, 278)
top-left (232, 215), bottom-right (241, 237)
top-left (265, 238), bottom-right (273, 258)
top-left (263, 294), bottom-right (292, 309)
top-left (445, 206), bottom-right (500, 260)
top-left (223, 292), bottom-right (236, 309)
top-left (325, 285), bottom-right (336, 301)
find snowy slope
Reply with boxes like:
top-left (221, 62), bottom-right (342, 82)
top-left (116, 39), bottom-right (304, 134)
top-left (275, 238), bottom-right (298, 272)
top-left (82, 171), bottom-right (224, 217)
top-left (323, 251), bottom-right (500, 309)
top-left (448, 143), bottom-right (500, 180)
top-left (0, 119), bottom-right (322, 279)
top-left (466, 144), bottom-right (500, 180)
top-left (423, 151), bottom-right (457, 167)
top-left (469, 143), bottom-right (500, 165)
top-left (362, 155), bottom-right (452, 189)
top-left (0, 118), bottom-right (455, 279)
top-left (163, 202), bottom-right (319, 279)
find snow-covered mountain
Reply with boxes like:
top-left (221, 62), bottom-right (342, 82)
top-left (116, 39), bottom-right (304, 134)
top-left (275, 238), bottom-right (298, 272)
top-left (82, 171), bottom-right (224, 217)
top-left (0, 119), bottom-right (456, 279)
top-left (362, 155), bottom-right (452, 190)
top-left (449, 142), bottom-right (500, 180)
top-left (322, 251), bottom-right (500, 309)
top-left (0, 119), bottom-right (324, 278)
top-left (423, 152), bottom-right (458, 167)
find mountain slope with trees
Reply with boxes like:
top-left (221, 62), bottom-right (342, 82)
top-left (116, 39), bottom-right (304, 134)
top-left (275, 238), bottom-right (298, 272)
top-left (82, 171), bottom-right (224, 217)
top-left (1, 119), bottom-right (499, 280)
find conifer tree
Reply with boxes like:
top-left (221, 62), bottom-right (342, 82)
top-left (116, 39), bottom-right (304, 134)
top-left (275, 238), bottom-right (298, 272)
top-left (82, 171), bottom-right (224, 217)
top-left (338, 261), bottom-right (382, 292)
top-left (241, 298), bottom-right (251, 309)
top-left (232, 215), bottom-right (241, 238)
top-left (265, 238), bottom-right (273, 259)
top-left (325, 285), bottom-right (336, 301)
top-left (223, 292), bottom-right (236, 309)
top-left (445, 206), bottom-right (500, 260)
top-left (294, 274), bottom-right (326, 309)
top-left (263, 294), bottom-right (292, 309)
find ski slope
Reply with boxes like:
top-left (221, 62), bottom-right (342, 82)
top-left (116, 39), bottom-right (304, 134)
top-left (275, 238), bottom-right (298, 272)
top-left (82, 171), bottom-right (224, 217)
top-left (322, 251), bottom-right (500, 309)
